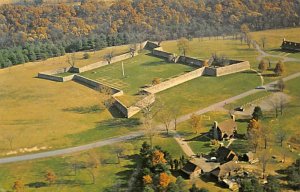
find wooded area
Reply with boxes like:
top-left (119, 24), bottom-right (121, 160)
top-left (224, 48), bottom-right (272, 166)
top-left (1, 0), bottom-right (300, 68)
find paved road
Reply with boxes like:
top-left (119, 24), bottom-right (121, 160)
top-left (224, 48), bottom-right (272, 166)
top-left (1, 74), bottom-right (300, 165)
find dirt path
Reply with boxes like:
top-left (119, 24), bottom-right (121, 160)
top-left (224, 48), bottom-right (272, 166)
top-left (173, 133), bottom-right (195, 157)
top-left (254, 42), bottom-right (300, 62)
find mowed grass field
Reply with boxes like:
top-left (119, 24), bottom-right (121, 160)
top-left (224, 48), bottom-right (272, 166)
top-left (81, 51), bottom-right (196, 105)
top-left (0, 136), bottom-right (184, 192)
top-left (0, 44), bottom-right (141, 156)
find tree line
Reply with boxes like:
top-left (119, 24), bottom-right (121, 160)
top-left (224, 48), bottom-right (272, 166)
top-left (0, 33), bottom-right (129, 68)
top-left (1, 0), bottom-right (300, 68)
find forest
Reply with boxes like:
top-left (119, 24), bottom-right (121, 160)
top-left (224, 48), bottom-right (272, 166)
top-left (1, 0), bottom-right (300, 68)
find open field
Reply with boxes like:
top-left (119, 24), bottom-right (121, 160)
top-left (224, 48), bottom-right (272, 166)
top-left (0, 44), bottom-right (141, 156)
top-left (1, 28), bottom-right (300, 157)
top-left (0, 136), bottom-right (184, 192)
top-left (251, 27), bottom-right (300, 49)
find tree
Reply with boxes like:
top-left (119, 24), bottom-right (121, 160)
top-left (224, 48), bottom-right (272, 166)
top-left (240, 24), bottom-right (250, 43)
top-left (247, 119), bottom-right (260, 131)
top-left (67, 52), bottom-right (76, 67)
top-left (277, 78), bottom-right (285, 92)
top-left (159, 108), bottom-right (173, 135)
top-left (274, 60), bottom-right (285, 76)
top-left (114, 144), bottom-right (125, 164)
top-left (97, 85), bottom-right (114, 109)
top-left (177, 37), bottom-right (190, 57)
top-left (104, 50), bottom-right (114, 64)
top-left (159, 172), bottom-right (170, 189)
top-left (259, 149), bottom-right (271, 179)
top-left (260, 122), bottom-right (272, 149)
top-left (269, 93), bottom-right (288, 117)
top-left (258, 59), bottom-right (268, 73)
top-left (12, 179), bottom-right (24, 192)
top-left (276, 126), bottom-right (288, 147)
top-left (152, 150), bottom-right (167, 166)
top-left (45, 170), bottom-right (56, 185)
top-left (240, 177), bottom-right (263, 192)
top-left (261, 36), bottom-right (267, 49)
top-left (252, 106), bottom-right (263, 121)
top-left (247, 122), bottom-right (260, 153)
top-left (152, 78), bottom-right (161, 85)
top-left (143, 175), bottom-right (152, 185)
top-left (264, 175), bottom-right (281, 192)
top-left (175, 176), bottom-right (186, 190)
top-left (141, 99), bottom-right (162, 148)
top-left (190, 114), bottom-right (201, 134)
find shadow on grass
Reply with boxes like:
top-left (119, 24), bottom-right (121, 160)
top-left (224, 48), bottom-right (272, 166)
top-left (66, 118), bottom-right (141, 144)
top-left (141, 60), bottom-right (168, 67)
top-left (63, 105), bottom-right (103, 114)
top-left (269, 48), bottom-right (299, 54)
top-left (26, 182), bottom-right (47, 188)
top-left (200, 174), bottom-right (229, 189)
top-left (186, 133), bottom-right (210, 142)
top-left (108, 105), bottom-right (125, 118)
top-left (104, 154), bottom-right (141, 191)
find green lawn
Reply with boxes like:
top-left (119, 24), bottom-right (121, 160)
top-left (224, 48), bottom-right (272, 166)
top-left (0, 135), bottom-right (184, 192)
top-left (81, 51), bottom-right (196, 95)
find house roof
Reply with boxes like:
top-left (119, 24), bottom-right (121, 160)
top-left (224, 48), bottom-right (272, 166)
top-left (218, 119), bottom-right (237, 136)
top-left (216, 146), bottom-right (231, 157)
top-left (192, 158), bottom-right (220, 173)
top-left (210, 161), bottom-right (241, 179)
top-left (181, 161), bottom-right (200, 174)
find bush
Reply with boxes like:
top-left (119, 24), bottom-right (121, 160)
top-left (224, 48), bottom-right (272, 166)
top-left (83, 52), bottom-right (90, 59)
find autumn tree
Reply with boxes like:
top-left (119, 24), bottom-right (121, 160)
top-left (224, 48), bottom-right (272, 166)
top-left (260, 122), bottom-right (272, 149)
top-left (45, 170), bottom-right (56, 185)
top-left (159, 172), bottom-right (170, 189)
top-left (274, 60), bottom-right (285, 76)
top-left (12, 179), bottom-right (24, 192)
top-left (143, 175), bottom-right (153, 185)
top-left (177, 37), bottom-right (190, 57)
top-left (190, 114), bottom-right (201, 134)
top-left (247, 118), bottom-right (260, 131)
top-left (152, 150), bottom-right (167, 166)
top-left (152, 78), bottom-right (161, 85)
top-left (259, 149), bottom-right (271, 179)
top-left (258, 59), bottom-right (268, 73)
top-left (240, 24), bottom-right (250, 42)
top-left (248, 128), bottom-right (260, 153)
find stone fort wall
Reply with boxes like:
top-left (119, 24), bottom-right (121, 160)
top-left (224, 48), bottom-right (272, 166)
top-left (144, 67), bottom-right (205, 94)
top-left (37, 40), bottom-right (251, 118)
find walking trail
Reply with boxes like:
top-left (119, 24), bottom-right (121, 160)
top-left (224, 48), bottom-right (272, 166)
top-left (1, 44), bottom-right (300, 165)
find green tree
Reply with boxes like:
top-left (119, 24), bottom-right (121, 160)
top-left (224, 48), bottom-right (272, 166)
top-left (252, 106), bottom-right (263, 121)
top-left (264, 175), bottom-right (281, 192)
top-left (177, 37), bottom-right (190, 56)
